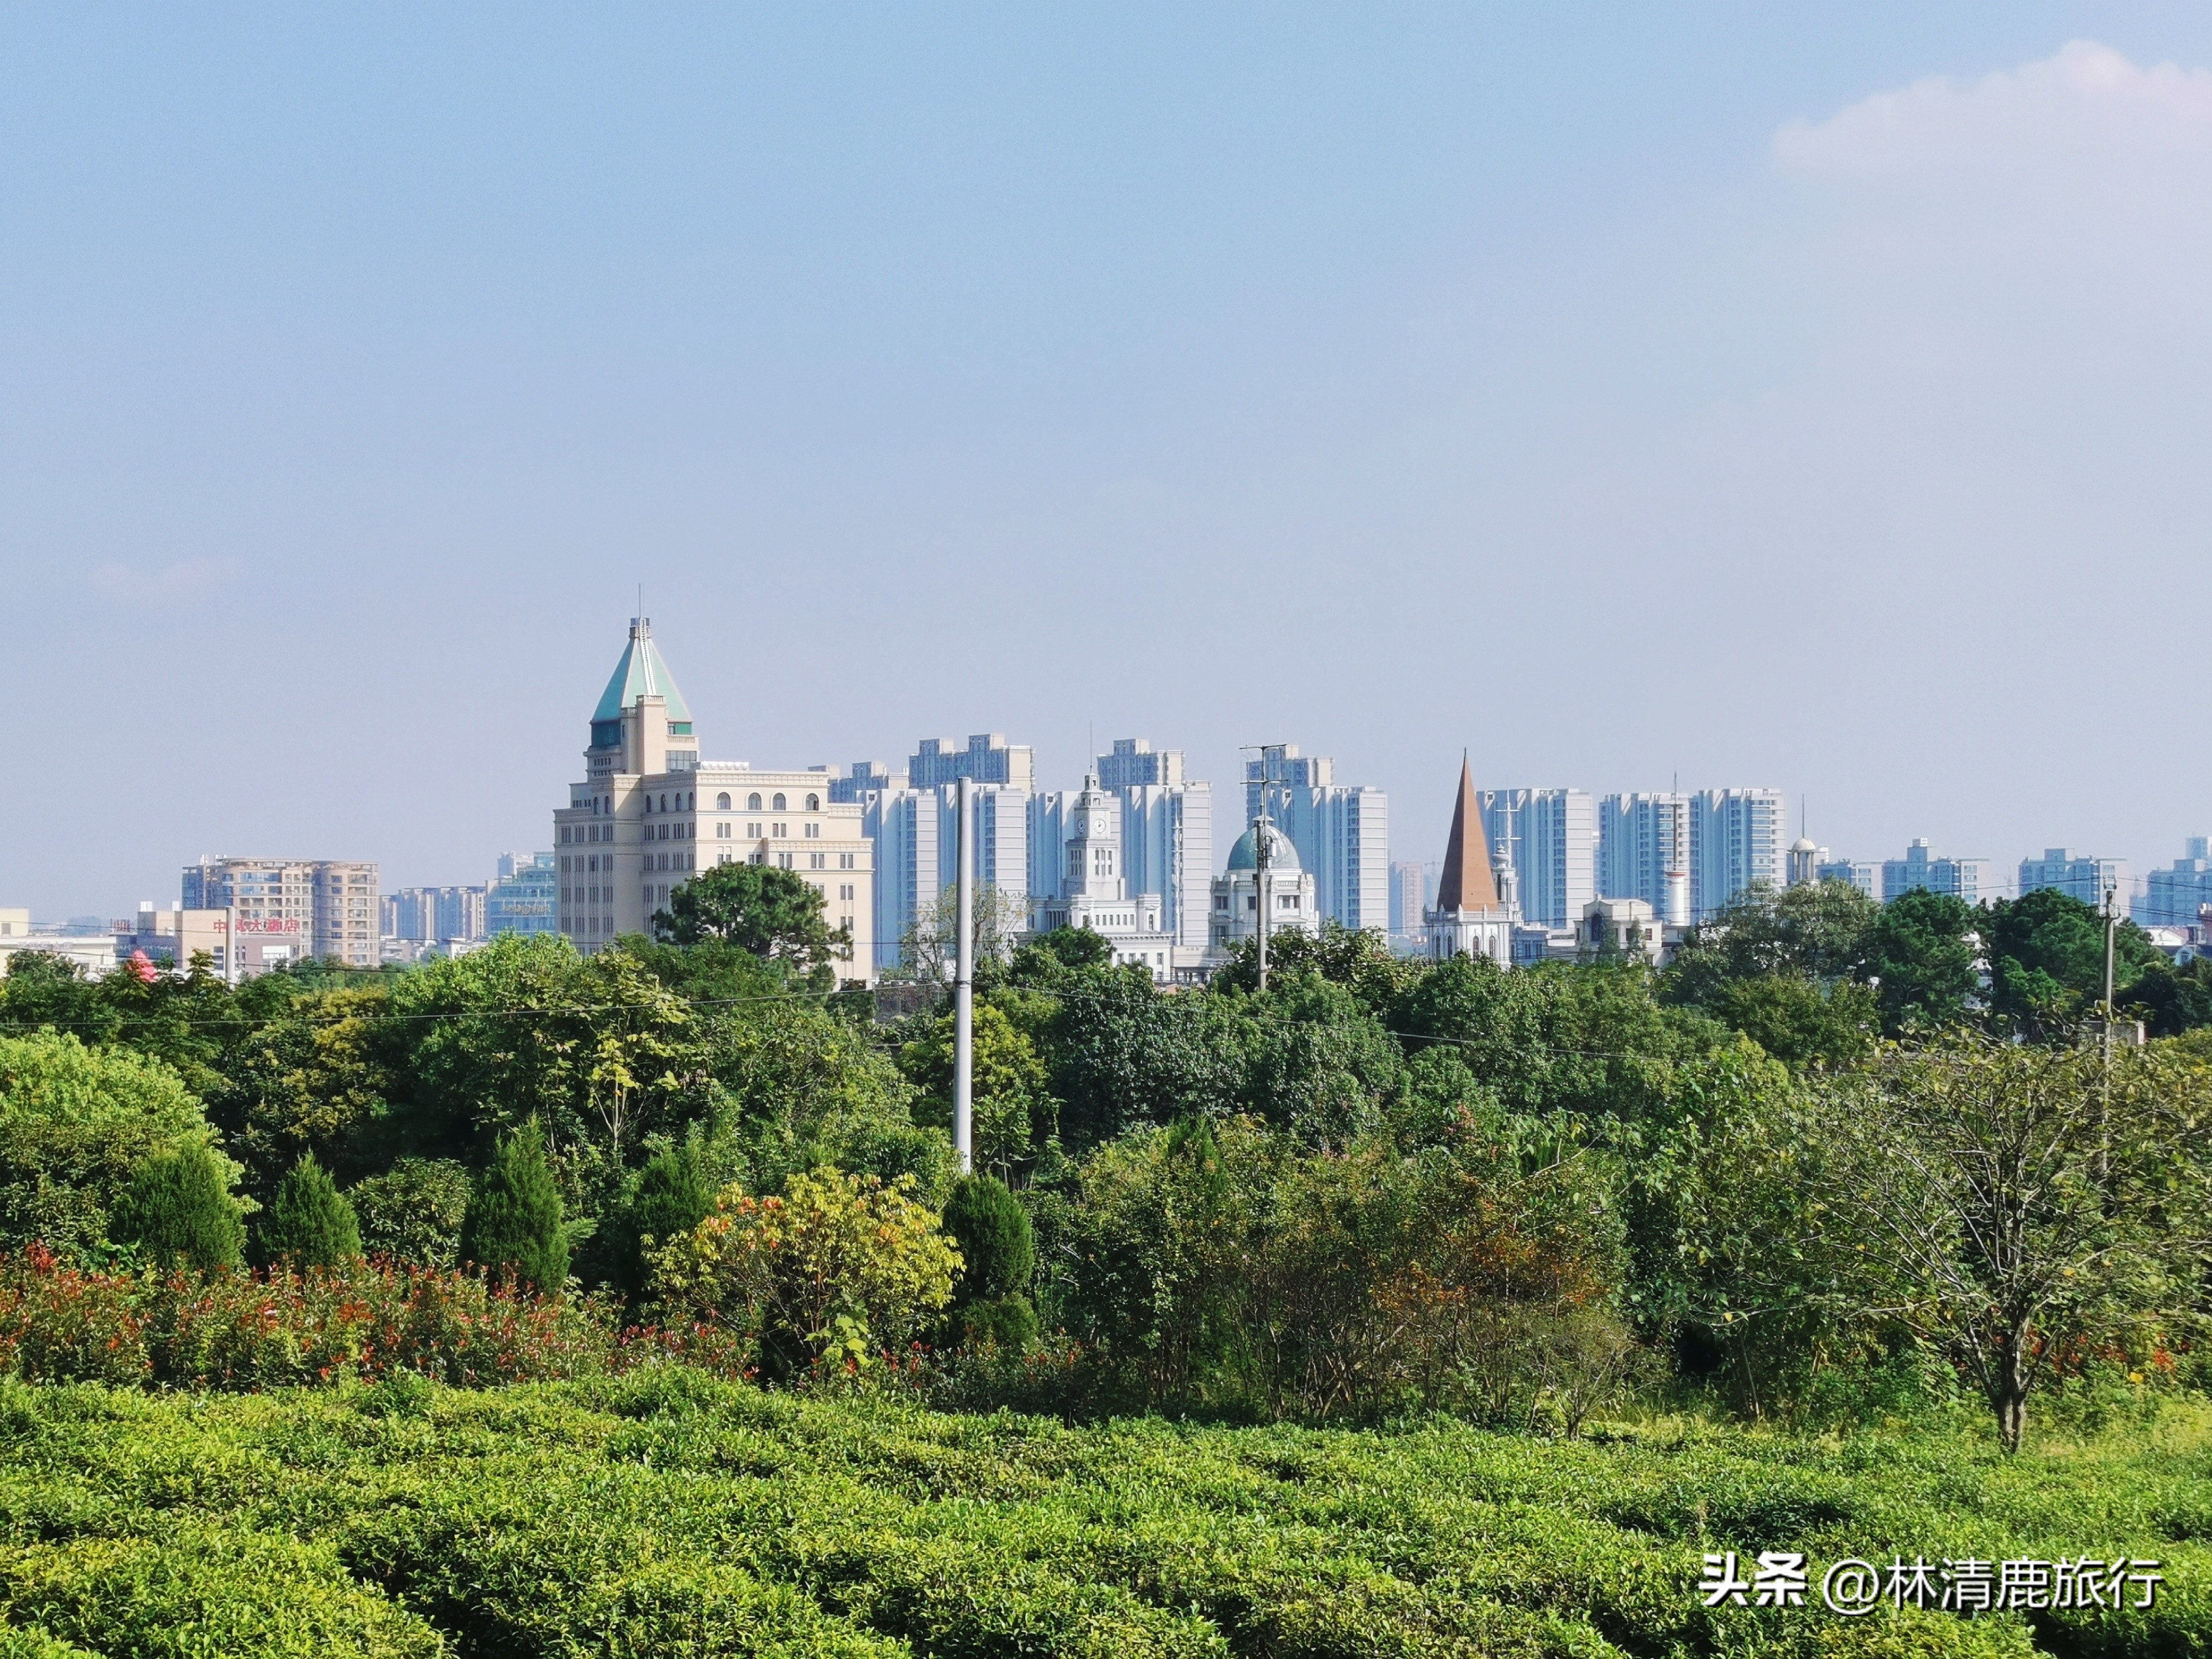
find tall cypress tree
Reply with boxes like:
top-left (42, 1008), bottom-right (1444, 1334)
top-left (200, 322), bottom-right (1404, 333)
top-left (111, 1140), bottom-right (245, 1271)
top-left (459, 1121), bottom-right (568, 1293)
top-left (612, 1145), bottom-right (711, 1302)
top-left (256, 1153), bottom-right (361, 1269)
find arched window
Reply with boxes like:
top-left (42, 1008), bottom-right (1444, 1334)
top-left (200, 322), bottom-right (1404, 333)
top-left (772, 793), bottom-right (787, 811)
top-left (805, 793), bottom-right (820, 811)
top-left (716, 792), bottom-right (731, 810)
top-left (747, 793), bottom-right (762, 811)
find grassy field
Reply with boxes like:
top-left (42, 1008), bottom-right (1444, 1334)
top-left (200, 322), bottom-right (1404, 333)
top-left (0, 1372), bottom-right (2202, 1658)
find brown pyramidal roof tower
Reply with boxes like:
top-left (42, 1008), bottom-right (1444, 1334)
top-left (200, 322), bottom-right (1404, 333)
top-left (1433, 753), bottom-right (1500, 912)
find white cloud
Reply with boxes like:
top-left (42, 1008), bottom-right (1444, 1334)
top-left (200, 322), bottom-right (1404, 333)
top-left (1774, 40), bottom-right (2212, 179)
top-left (89, 557), bottom-right (245, 606)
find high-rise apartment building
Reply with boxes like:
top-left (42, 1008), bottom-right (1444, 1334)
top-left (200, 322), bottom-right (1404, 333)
top-left (553, 618), bottom-right (874, 973)
top-left (1479, 789), bottom-right (1595, 928)
top-left (870, 783), bottom-right (1031, 974)
top-left (1244, 744), bottom-right (1388, 935)
top-left (383, 886), bottom-right (488, 945)
top-left (1816, 858), bottom-right (1879, 898)
top-left (1880, 840), bottom-right (1991, 905)
top-left (1596, 793), bottom-right (1690, 925)
top-left (2019, 848), bottom-right (2126, 912)
top-left (2138, 837), bottom-right (2212, 927)
top-left (486, 854), bottom-right (558, 938)
top-left (1690, 789), bottom-right (1784, 919)
top-left (181, 857), bottom-right (379, 969)
top-left (825, 761), bottom-right (895, 804)
top-left (908, 734), bottom-right (1034, 791)
top-left (1388, 860), bottom-right (1428, 939)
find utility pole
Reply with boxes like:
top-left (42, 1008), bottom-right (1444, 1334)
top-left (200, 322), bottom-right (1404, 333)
top-left (1256, 797), bottom-right (1272, 993)
top-left (1239, 743), bottom-right (1286, 994)
top-left (2100, 880), bottom-right (2117, 1186)
top-left (953, 774), bottom-right (974, 1176)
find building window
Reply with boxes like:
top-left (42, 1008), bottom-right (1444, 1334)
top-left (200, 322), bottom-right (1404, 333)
top-left (777, 853), bottom-right (793, 869)
top-left (809, 853), bottom-right (825, 869)
top-left (804, 822), bottom-right (819, 839)
top-left (747, 793), bottom-right (763, 811)
top-left (716, 792), bottom-right (731, 810)
top-left (747, 823), bottom-right (760, 837)
top-left (771, 823), bottom-right (786, 838)
top-left (839, 853), bottom-right (855, 869)
top-left (839, 883), bottom-right (854, 900)
top-left (772, 793), bottom-right (787, 811)
top-left (716, 822), bottom-right (730, 838)
top-left (805, 793), bottom-right (820, 811)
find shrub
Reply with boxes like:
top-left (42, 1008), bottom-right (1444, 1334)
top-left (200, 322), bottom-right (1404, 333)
top-left (651, 1166), bottom-right (960, 1382)
top-left (941, 1174), bottom-right (1034, 1303)
top-left (608, 1145), bottom-right (711, 1302)
top-left (108, 1140), bottom-right (245, 1271)
top-left (348, 1158), bottom-right (471, 1269)
top-left (460, 1122), bottom-right (567, 1292)
top-left (0, 1029), bottom-right (217, 1257)
top-left (255, 1154), bottom-right (360, 1269)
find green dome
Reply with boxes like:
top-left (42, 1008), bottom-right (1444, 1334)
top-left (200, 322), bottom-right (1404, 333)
top-left (1225, 825), bottom-right (1299, 873)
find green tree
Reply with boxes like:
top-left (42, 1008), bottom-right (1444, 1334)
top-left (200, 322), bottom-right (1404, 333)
top-left (1047, 969), bottom-right (1253, 1147)
top-left (1682, 1035), bottom-right (2212, 1450)
top-left (652, 863), bottom-right (850, 987)
top-left (607, 1143), bottom-right (712, 1301)
top-left (346, 1158), bottom-right (472, 1269)
top-left (255, 1153), bottom-right (361, 1268)
top-left (0, 1030), bottom-right (223, 1257)
top-left (1862, 888), bottom-right (1979, 1033)
top-left (0, 951), bottom-right (122, 1046)
top-left (110, 1140), bottom-right (246, 1271)
top-left (208, 985), bottom-right (393, 1201)
top-left (1666, 880), bottom-right (1880, 1005)
top-left (941, 1174), bottom-right (1035, 1302)
top-left (898, 1003), bottom-right (1056, 1175)
top-left (650, 1166), bottom-right (961, 1380)
top-left (1008, 925), bottom-right (1113, 982)
top-left (1983, 887), bottom-right (2159, 1030)
top-left (459, 1121), bottom-right (570, 1292)
top-left (940, 1173), bottom-right (1038, 1353)
top-left (1210, 921), bottom-right (1421, 1015)
top-left (1703, 974), bottom-right (1875, 1067)
top-left (2121, 956), bottom-right (2212, 1039)
top-left (1236, 971), bottom-right (1407, 1147)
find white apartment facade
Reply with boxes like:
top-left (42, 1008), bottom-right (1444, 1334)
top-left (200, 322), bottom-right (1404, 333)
top-left (1480, 788), bottom-right (1596, 929)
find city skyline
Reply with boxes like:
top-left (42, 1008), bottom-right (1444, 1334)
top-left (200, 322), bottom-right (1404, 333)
top-left (7, 14), bottom-right (2212, 916)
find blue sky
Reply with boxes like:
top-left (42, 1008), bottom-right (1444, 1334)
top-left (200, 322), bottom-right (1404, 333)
top-left (5, 6), bottom-right (2211, 916)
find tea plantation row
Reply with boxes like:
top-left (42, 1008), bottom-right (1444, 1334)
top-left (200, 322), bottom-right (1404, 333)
top-left (0, 1372), bottom-right (2203, 1657)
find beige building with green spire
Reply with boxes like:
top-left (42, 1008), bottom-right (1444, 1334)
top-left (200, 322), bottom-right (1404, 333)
top-left (553, 618), bottom-right (874, 976)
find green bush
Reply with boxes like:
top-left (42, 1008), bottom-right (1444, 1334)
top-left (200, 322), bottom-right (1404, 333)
top-left (941, 1173), bottom-right (1034, 1303)
top-left (0, 1030), bottom-right (218, 1257)
top-left (254, 1154), bottom-right (360, 1269)
top-left (347, 1158), bottom-right (471, 1268)
top-left (108, 1141), bottom-right (244, 1271)
top-left (459, 1122), bottom-right (567, 1292)
top-left (608, 1145), bottom-right (711, 1302)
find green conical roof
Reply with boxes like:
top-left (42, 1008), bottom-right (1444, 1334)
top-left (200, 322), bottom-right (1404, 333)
top-left (593, 619), bottom-right (692, 724)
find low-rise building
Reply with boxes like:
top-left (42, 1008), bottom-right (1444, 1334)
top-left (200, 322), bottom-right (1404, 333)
top-left (1423, 759), bottom-right (1519, 966)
